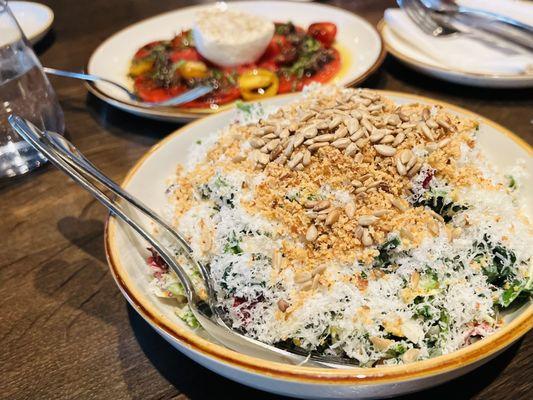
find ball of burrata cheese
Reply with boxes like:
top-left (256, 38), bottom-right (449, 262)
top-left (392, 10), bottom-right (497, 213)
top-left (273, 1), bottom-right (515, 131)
top-left (192, 7), bottom-right (275, 68)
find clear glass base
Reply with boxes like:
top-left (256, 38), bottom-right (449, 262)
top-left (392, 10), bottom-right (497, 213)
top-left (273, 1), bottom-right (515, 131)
top-left (0, 140), bottom-right (47, 178)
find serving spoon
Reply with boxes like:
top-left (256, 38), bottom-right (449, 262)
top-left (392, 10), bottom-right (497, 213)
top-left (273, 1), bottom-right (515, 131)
top-left (9, 115), bottom-right (358, 369)
top-left (43, 67), bottom-right (213, 107)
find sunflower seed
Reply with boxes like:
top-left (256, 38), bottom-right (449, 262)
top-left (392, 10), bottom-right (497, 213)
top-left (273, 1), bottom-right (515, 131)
top-left (279, 128), bottom-right (290, 139)
top-left (303, 139), bottom-right (315, 146)
top-left (356, 138), bottom-right (369, 148)
top-left (392, 132), bottom-right (406, 147)
top-left (361, 118), bottom-right (373, 132)
top-left (277, 299), bottom-right (290, 312)
top-left (396, 157), bottom-right (407, 176)
top-left (304, 200), bottom-right (318, 209)
top-left (257, 152), bottom-right (269, 165)
top-left (352, 179), bottom-right (363, 188)
top-left (308, 142), bottom-right (329, 151)
top-left (400, 227), bottom-right (414, 241)
top-left (250, 137), bottom-right (265, 149)
top-left (407, 160), bottom-right (422, 177)
top-left (331, 138), bottom-right (351, 149)
top-left (294, 271), bottom-right (312, 283)
top-left (263, 133), bottom-right (278, 140)
top-left (288, 152), bottom-right (304, 169)
top-left (344, 142), bottom-right (359, 157)
top-left (362, 229), bottom-right (373, 246)
top-left (300, 112), bottom-right (314, 122)
top-left (325, 208), bottom-right (341, 226)
top-left (306, 224), bottom-right (319, 241)
top-left (390, 197), bottom-right (408, 211)
top-left (436, 118), bottom-right (453, 131)
top-left (314, 200), bottom-right (331, 211)
top-left (386, 114), bottom-right (401, 126)
top-left (380, 134), bottom-right (395, 144)
top-left (374, 144), bottom-right (396, 157)
top-left (373, 209), bottom-right (390, 217)
top-left (426, 142), bottom-right (439, 152)
top-left (402, 348), bottom-right (421, 363)
top-left (399, 149), bottom-right (413, 164)
top-left (345, 201), bottom-right (356, 218)
top-left (346, 118), bottom-right (360, 134)
top-left (358, 215), bottom-right (379, 226)
top-left (334, 126), bottom-right (348, 139)
top-left (438, 138), bottom-right (451, 148)
top-left (351, 109), bottom-right (363, 120)
top-left (354, 153), bottom-right (364, 163)
top-left (350, 130), bottom-right (365, 142)
top-left (283, 138), bottom-right (295, 157)
top-left (315, 133), bottom-right (335, 142)
top-left (302, 149), bottom-right (312, 166)
top-left (302, 125), bottom-right (318, 139)
top-left (355, 186), bottom-right (367, 194)
top-left (418, 122), bottom-right (434, 141)
top-left (399, 109), bottom-right (411, 122)
top-left (405, 155), bottom-right (417, 171)
top-left (269, 145), bottom-right (282, 161)
top-left (427, 220), bottom-right (439, 236)
top-left (422, 107), bottom-right (431, 121)
top-left (293, 132), bottom-right (305, 148)
top-left (369, 130), bottom-right (385, 143)
top-left (426, 118), bottom-right (439, 129)
top-left (265, 138), bottom-right (280, 152)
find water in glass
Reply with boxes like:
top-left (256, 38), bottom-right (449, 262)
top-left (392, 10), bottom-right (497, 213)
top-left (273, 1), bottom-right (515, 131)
top-left (0, 1), bottom-right (64, 179)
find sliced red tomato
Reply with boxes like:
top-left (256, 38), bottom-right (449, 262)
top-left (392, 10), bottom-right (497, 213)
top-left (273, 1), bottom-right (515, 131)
top-left (134, 41), bottom-right (164, 59)
top-left (171, 31), bottom-right (193, 48)
top-left (277, 48), bottom-right (341, 93)
top-left (182, 86), bottom-right (241, 108)
top-left (261, 34), bottom-right (289, 61)
top-left (169, 47), bottom-right (202, 62)
top-left (302, 48), bottom-right (341, 85)
top-left (134, 76), bottom-right (186, 103)
top-left (307, 22), bottom-right (337, 48)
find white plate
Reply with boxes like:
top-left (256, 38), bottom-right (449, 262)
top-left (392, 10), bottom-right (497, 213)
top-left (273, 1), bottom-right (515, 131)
top-left (10, 1), bottom-right (53, 45)
top-left (378, 20), bottom-right (533, 88)
top-left (87, 1), bottom-right (384, 122)
top-left (105, 91), bottom-right (533, 399)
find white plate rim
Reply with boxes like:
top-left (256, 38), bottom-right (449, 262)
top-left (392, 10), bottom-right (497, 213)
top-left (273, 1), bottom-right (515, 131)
top-left (105, 89), bottom-right (533, 384)
top-left (10, 1), bottom-right (54, 44)
top-left (85, 1), bottom-right (386, 122)
top-left (378, 20), bottom-right (533, 88)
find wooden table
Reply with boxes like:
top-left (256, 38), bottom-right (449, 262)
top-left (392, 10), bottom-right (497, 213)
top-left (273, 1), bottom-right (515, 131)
top-left (1, 1), bottom-right (532, 399)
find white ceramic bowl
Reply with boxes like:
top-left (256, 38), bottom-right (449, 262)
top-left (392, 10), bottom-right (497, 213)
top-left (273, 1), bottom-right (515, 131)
top-left (86, 1), bottom-right (384, 122)
top-left (105, 91), bottom-right (532, 399)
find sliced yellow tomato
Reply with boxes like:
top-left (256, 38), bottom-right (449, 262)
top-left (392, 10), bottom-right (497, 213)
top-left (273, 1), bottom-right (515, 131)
top-left (238, 68), bottom-right (279, 101)
top-left (129, 59), bottom-right (154, 77)
top-left (179, 61), bottom-right (208, 79)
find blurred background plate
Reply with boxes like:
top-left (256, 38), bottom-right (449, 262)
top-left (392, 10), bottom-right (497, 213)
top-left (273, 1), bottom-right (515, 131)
top-left (10, 1), bottom-right (54, 44)
top-left (86, 1), bottom-right (385, 122)
top-left (378, 20), bottom-right (533, 89)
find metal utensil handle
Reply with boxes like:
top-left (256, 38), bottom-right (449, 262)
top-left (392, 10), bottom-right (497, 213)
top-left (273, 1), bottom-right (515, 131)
top-left (8, 115), bottom-right (202, 306)
top-left (452, 12), bottom-right (533, 52)
top-left (42, 129), bottom-right (216, 304)
top-left (43, 67), bottom-right (136, 100)
top-left (458, 6), bottom-right (533, 34)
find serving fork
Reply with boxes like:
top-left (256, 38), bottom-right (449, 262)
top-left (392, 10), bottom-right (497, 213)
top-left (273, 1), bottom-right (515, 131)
top-left (43, 67), bottom-right (213, 107)
top-left (9, 114), bottom-right (360, 369)
top-left (397, 0), bottom-right (533, 52)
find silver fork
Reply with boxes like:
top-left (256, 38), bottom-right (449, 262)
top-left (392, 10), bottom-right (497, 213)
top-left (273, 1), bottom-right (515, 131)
top-left (43, 67), bottom-right (213, 107)
top-left (397, 0), bottom-right (533, 52)
top-left (9, 114), bottom-right (358, 369)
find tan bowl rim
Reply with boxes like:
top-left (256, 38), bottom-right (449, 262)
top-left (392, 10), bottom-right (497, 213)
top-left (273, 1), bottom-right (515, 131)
top-left (105, 89), bottom-right (533, 384)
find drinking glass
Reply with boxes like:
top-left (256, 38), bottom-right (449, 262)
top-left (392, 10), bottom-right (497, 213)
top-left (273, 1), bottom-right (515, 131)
top-left (0, 0), bottom-right (64, 178)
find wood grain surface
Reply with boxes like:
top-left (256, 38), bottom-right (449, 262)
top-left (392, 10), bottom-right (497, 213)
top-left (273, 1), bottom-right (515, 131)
top-left (1, 1), bottom-right (531, 399)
